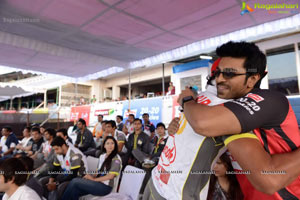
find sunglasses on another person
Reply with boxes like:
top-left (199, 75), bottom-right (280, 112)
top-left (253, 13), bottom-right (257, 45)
top-left (213, 68), bottom-right (248, 79)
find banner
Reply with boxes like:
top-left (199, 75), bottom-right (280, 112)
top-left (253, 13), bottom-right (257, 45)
top-left (32, 108), bottom-right (48, 114)
top-left (70, 105), bottom-right (91, 126)
top-left (122, 97), bottom-right (162, 125)
top-left (89, 102), bottom-right (123, 126)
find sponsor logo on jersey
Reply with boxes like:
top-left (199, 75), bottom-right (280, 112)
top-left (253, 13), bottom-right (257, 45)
top-left (246, 93), bottom-right (264, 103)
top-left (197, 95), bottom-right (212, 105)
top-left (160, 135), bottom-right (176, 167)
top-left (157, 164), bottom-right (171, 184)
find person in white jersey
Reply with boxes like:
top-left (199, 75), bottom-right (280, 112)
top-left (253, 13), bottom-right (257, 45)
top-left (143, 59), bottom-right (233, 200)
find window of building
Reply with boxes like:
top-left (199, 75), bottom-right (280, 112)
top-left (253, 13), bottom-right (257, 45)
top-left (266, 44), bottom-right (299, 95)
top-left (180, 75), bottom-right (202, 92)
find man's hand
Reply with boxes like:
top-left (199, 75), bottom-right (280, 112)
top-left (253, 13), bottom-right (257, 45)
top-left (177, 88), bottom-right (196, 106)
top-left (27, 151), bottom-right (33, 156)
top-left (47, 182), bottom-right (57, 191)
top-left (83, 174), bottom-right (94, 181)
top-left (168, 117), bottom-right (180, 135)
top-left (16, 144), bottom-right (22, 150)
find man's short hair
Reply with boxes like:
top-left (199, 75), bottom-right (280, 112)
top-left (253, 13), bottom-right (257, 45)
top-left (129, 114), bottom-right (135, 119)
top-left (45, 128), bottom-right (56, 138)
top-left (101, 120), bottom-right (107, 125)
top-left (40, 125), bottom-right (45, 129)
top-left (24, 126), bottom-right (31, 132)
top-left (216, 41), bottom-right (267, 88)
top-left (18, 156), bottom-right (34, 172)
top-left (156, 122), bottom-right (166, 130)
top-left (0, 158), bottom-right (27, 186)
top-left (78, 118), bottom-right (86, 126)
top-left (2, 126), bottom-right (12, 132)
top-left (51, 137), bottom-right (67, 147)
top-left (31, 127), bottom-right (40, 134)
top-left (98, 114), bottom-right (104, 118)
top-left (106, 120), bottom-right (116, 129)
top-left (57, 128), bottom-right (68, 137)
top-left (142, 113), bottom-right (149, 117)
top-left (134, 118), bottom-right (142, 124)
top-left (116, 115), bottom-right (123, 121)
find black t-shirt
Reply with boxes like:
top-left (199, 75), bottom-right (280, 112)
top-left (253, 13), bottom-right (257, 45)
top-left (224, 88), bottom-right (300, 153)
top-left (29, 137), bottom-right (44, 153)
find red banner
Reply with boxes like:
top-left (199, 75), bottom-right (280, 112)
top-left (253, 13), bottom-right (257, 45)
top-left (1, 110), bottom-right (17, 114)
top-left (70, 105), bottom-right (91, 126)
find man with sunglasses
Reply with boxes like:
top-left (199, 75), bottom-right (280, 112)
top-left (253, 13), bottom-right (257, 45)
top-left (144, 41), bottom-right (300, 200)
top-left (174, 41), bottom-right (300, 199)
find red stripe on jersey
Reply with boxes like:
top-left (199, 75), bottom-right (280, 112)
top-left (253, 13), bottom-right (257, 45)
top-left (238, 103), bottom-right (300, 199)
top-left (259, 104), bottom-right (300, 154)
top-left (235, 174), bottom-right (283, 200)
top-left (279, 103), bottom-right (300, 148)
top-left (262, 129), bottom-right (294, 154)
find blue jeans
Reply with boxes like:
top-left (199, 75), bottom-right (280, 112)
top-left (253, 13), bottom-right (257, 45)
top-left (0, 154), bottom-right (12, 161)
top-left (61, 178), bottom-right (112, 200)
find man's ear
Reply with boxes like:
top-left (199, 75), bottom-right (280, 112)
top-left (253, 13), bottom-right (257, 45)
top-left (247, 74), bottom-right (261, 88)
top-left (7, 176), bottom-right (15, 184)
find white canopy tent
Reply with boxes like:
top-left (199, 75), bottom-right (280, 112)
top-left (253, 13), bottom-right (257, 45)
top-left (0, 84), bottom-right (35, 112)
top-left (0, 0), bottom-right (298, 80)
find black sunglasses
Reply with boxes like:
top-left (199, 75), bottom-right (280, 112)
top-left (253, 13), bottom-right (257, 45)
top-left (213, 69), bottom-right (248, 79)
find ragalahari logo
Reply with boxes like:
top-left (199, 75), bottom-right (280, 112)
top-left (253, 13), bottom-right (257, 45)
top-left (241, 2), bottom-right (254, 15)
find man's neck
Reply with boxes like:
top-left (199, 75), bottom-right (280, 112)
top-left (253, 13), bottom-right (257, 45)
top-left (111, 130), bottom-right (116, 137)
top-left (135, 130), bottom-right (142, 135)
top-left (6, 184), bottom-right (19, 197)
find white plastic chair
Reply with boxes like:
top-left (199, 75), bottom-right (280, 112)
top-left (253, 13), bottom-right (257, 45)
top-left (80, 165), bottom-right (145, 200)
top-left (86, 156), bottom-right (99, 173)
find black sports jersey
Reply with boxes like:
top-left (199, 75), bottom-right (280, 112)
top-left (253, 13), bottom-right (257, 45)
top-left (224, 88), bottom-right (300, 199)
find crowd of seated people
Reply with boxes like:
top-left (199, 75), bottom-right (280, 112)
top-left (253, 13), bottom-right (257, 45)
top-left (0, 113), bottom-right (169, 199)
